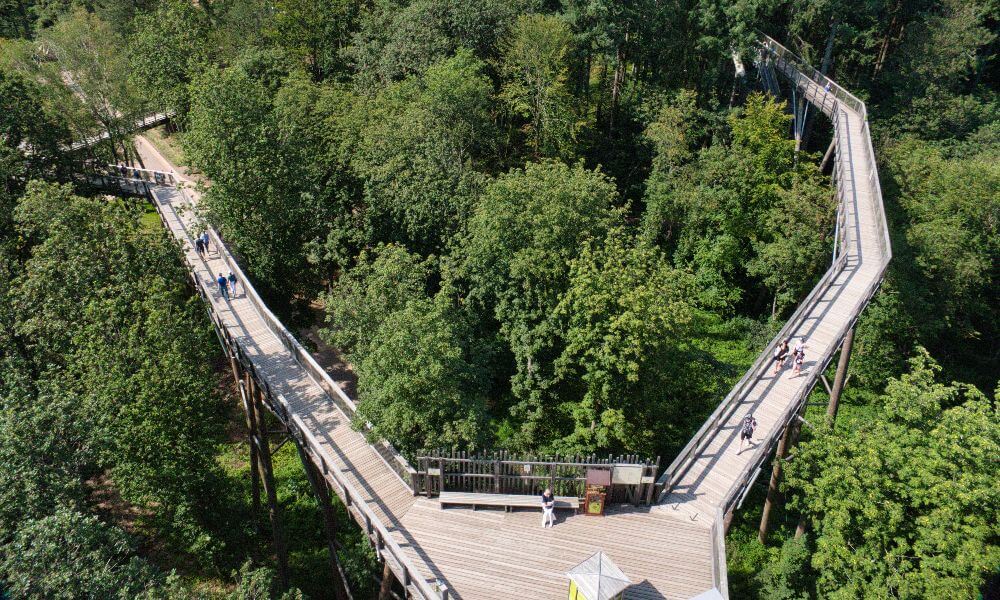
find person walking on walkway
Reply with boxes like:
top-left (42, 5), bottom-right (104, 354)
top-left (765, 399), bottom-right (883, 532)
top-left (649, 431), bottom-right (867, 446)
top-left (793, 340), bottom-right (806, 376)
top-left (195, 237), bottom-right (205, 256)
top-left (738, 413), bottom-right (758, 454)
top-left (773, 338), bottom-right (790, 375)
top-left (227, 271), bottom-right (238, 298)
top-left (541, 488), bottom-right (555, 528)
top-left (217, 273), bottom-right (229, 300)
top-left (201, 231), bottom-right (211, 253)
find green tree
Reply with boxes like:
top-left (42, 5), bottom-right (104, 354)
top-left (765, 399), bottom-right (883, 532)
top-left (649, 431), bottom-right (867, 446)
top-left (321, 244), bottom-right (433, 361)
top-left (0, 382), bottom-right (92, 542)
top-left (9, 181), bottom-right (227, 567)
top-left (462, 161), bottom-right (620, 449)
top-left (354, 296), bottom-right (488, 456)
top-left (347, 50), bottom-right (494, 253)
top-left (755, 535), bottom-right (815, 600)
top-left (345, 0), bottom-right (525, 90)
top-left (642, 93), bottom-right (822, 313)
top-left (227, 561), bottom-right (305, 600)
top-left (265, 0), bottom-right (355, 80)
top-left (551, 230), bottom-right (697, 453)
top-left (500, 14), bottom-right (578, 159)
top-left (29, 10), bottom-right (144, 160)
top-left (783, 350), bottom-right (1000, 598)
top-left (127, 0), bottom-right (211, 121)
top-left (185, 62), bottom-right (327, 295)
top-left (0, 508), bottom-right (161, 599)
top-left (747, 173), bottom-right (836, 316)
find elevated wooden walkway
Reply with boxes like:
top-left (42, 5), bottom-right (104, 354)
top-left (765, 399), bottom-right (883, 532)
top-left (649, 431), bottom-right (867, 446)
top-left (131, 34), bottom-right (889, 600)
top-left (69, 111), bottom-right (174, 151)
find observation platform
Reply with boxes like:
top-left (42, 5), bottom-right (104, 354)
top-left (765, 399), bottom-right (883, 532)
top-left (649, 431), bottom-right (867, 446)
top-left (131, 34), bottom-right (888, 600)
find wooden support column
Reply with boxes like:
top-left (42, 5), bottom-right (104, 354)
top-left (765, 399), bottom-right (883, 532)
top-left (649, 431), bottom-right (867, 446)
top-left (826, 327), bottom-right (856, 426)
top-left (378, 561), bottom-right (395, 600)
top-left (758, 422), bottom-right (795, 543)
top-left (252, 384), bottom-right (290, 590)
top-left (295, 443), bottom-right (351, 600)
top-left (819, 136), bottom-right (837, 172)
top-left (232, 356), bottom-right (263, 534)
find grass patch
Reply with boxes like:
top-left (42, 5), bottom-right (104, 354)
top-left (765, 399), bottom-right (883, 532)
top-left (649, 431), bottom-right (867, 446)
top-left (140, 202), bottom-right (161, 232)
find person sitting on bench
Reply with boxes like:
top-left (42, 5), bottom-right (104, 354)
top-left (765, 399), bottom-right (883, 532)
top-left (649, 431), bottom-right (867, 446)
top-left (541, 488), bottom-right (556, 528)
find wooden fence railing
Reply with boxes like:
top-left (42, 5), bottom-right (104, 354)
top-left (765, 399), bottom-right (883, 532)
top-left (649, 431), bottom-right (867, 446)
top-left (417, 451), bottom-right (660, 504)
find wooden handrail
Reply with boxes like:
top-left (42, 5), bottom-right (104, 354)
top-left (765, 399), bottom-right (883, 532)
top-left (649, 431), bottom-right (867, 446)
top-left (282, 400), bottom-right (443, 600)
top-left (203, 224), bottom-right (419, 492)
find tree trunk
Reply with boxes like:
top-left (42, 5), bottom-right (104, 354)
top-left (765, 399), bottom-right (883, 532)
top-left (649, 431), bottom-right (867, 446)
top-left (826, 327), bottom-right (855, 426)
top-left (820, 19), bottom-right (839, 76)
top-left (253, 390), bottom-right (290, 590)
top-left (610, 41), bottom-right (627, 132)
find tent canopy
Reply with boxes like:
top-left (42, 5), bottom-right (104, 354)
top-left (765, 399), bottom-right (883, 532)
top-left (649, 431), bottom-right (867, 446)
top-left (567, 552), bottom-right (632, 600)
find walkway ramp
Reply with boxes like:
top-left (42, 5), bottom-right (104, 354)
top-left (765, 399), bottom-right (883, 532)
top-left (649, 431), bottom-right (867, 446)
top-left (69, 111), bottom-right (175, 151)
top-left (655, 33), bottom-right (892, 550)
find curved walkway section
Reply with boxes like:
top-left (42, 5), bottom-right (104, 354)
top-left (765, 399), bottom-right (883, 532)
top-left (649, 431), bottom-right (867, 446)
top-left (653, 35), bottom-right (892, 596)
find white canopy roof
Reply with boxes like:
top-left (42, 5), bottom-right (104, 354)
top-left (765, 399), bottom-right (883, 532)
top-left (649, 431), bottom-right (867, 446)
top-left (567, 551), bottom-right (632, 600)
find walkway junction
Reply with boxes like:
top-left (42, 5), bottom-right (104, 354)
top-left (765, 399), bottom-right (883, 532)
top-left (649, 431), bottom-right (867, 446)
top-left (121, 35), bottom-right (889, 600)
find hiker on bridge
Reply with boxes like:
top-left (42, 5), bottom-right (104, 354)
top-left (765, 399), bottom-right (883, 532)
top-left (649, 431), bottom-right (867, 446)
top-left (195, 237), bottom-right (205, 256)
top-left (201, 231), bottom-right (211, 253)
top-left (738, 413), bottom-right (758, 454)
top-left (217, 273), bottom-right (230, 300)
top-left (541, 488), bottom-right (555, 528)
top-left (773, 338), bottom-right (790, 375)
top-left (793, 339), bottom-right (807, 376)
top-left (227, 271), bottom-right (239, 298)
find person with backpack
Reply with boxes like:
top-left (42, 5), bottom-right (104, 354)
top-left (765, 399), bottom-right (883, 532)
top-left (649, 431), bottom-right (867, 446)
top-left (201, 231), bottom-right (211, 253)
top-left (217, 273), bottom-right (229, 300)
top-left (738, 413), bottom-right (758, 454)
top-left (195, 237), bottom-right (205, 256)
top-left (793, 340), bottom-right (806, 376)
top-left (227, 271), bottom-right (238, 298)
top-left (773, 338), bottom-right (790, 375)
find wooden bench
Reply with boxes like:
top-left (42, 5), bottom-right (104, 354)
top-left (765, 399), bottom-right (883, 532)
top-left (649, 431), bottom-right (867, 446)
top-left (438, 492), bottom-right (580, 512)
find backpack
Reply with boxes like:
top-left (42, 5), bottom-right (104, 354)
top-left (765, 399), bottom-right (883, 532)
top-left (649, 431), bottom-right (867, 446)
top-left (742, 415), bottom-right (755, 434)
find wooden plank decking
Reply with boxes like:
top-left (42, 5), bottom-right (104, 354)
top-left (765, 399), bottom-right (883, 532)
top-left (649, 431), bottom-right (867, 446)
top-left (130, 35), bottom-right (889, 599)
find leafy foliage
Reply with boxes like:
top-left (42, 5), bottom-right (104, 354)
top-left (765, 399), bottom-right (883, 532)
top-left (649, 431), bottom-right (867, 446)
top-left (783, 351), bottom-right (1000, 598)
top-left (0, 508), bottom-right (161, 599)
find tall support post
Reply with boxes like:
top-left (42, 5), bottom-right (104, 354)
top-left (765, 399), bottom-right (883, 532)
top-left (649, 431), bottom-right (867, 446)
top-left (295, 443), bottom-right (351, 600)
top-left (826, 327), bottom-right (856, 426)
top-left (758, 422), bottom-right (795, 543)
top-left (253, 384), bottom-right (290, 590)
top-left (378, 562), bottom-right (395, 600)
top-left (232, 355), bottom-right (263, 534)
top-left (819, 136), bottom-right (837, 172)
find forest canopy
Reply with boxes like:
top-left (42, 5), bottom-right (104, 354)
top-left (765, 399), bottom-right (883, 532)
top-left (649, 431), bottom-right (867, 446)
top-left (1, 0), bottom-right (997, 597)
